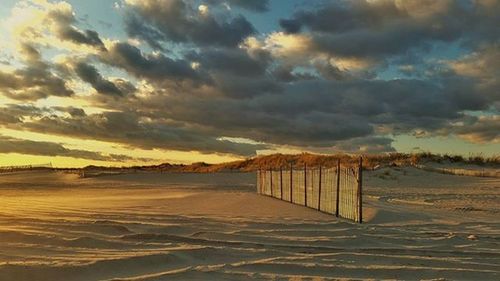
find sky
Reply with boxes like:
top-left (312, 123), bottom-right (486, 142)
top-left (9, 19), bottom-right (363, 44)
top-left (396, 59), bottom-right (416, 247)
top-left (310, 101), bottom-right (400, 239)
top-left (0, 0), bottom-right (498, 168)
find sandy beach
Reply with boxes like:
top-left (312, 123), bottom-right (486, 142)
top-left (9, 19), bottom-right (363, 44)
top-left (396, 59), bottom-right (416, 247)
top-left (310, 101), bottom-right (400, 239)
top-left (0, 169), bottom-right (499, 280)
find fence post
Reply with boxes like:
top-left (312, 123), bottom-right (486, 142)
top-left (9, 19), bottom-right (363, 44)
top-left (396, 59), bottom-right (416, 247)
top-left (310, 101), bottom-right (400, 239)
top-left (257, 169), bottom-right (262, 194)
top-left (335, 159), bottom-right (340, 217)
top-left (290, 164), bottom-right (293, 203)
top-left (260, 169), bottom-right (264, 194)
top-left (304, 163), bottom-right (307, 207)
top-left (269, 168), bottom-right (273, 197)
top-left (318, 165), bottom-right (322, 211)
top-left (280, 166), bottom-right (283, 200)
top-left (358, 157), bottom-right (363, 223)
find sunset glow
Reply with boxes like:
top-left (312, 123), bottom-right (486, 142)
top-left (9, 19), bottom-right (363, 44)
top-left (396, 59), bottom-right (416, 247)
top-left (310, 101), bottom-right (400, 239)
top-left (0, 0), bottom-right (498, 167)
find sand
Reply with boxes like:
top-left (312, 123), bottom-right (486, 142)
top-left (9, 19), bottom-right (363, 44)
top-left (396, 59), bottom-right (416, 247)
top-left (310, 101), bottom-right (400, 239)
top-left (0, 168), bottom-right (499, 280)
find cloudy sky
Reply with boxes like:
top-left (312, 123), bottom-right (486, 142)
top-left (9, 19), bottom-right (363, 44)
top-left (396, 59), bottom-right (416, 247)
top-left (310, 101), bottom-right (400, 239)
top-left (0, 0), bottom-right (498, 167)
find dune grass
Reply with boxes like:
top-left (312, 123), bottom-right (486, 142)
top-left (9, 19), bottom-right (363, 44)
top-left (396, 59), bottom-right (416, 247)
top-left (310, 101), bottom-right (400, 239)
top-left (73, 152), bottom-right (500, 174)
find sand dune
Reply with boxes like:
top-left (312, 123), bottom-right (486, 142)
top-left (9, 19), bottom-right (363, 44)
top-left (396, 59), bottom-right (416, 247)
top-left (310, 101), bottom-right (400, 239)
top-left (0, 169), bottom-right (499, 280)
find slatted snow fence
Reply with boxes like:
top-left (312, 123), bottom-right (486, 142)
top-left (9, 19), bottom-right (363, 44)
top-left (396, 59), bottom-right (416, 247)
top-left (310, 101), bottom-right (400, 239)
top-left (257, 158), bottom-right (363, 223)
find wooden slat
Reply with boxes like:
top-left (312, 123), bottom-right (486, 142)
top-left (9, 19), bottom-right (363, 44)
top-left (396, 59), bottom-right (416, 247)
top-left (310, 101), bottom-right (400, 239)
top-left (358, 157), bottom-right (363, 223)
top-left (318, 166), bottom-right (322, 211)
top-left (280, 167), bottom-right (283, 200)
top-left (304, 164), bottom-right (307, 207)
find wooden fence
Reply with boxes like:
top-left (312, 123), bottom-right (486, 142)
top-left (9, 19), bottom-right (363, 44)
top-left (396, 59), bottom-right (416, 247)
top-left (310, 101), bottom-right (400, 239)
top-left (257, 158), bottom-right (363, 223)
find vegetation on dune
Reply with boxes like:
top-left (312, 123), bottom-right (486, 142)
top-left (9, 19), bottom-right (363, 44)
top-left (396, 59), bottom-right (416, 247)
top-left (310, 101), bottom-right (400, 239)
top-left (56, 152), bottom-right (499, 174)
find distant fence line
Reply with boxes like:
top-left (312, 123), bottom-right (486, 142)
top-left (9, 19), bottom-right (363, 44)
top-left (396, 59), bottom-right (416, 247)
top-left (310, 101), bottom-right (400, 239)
top-left (257, 158), bottom-right (363, 223)
top-left (0, 163), bottom-right (53, 173)
top-left (412, 164), bottom-right (500, 178)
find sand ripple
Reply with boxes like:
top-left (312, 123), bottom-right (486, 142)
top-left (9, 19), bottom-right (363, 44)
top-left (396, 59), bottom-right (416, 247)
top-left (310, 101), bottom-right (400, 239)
top-left (0, 171), bottom-right (499, 280)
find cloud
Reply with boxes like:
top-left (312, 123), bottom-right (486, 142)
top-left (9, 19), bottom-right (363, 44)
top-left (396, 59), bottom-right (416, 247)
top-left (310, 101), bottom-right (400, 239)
top-left (45, 2), bottom-right (106, 50)
top-left (124, 13), bottom-right (167, 51)
top-left (0, 110), bottom-right (24, 125)
top-left (0, 0), bottom-right (499, 161)
top-left (51, 106), bottom-right (86, 117)
top-left (57, 27), bottom-right (106, 50)
top-left (440, 115), bottom-right (500, 144)
top-left (448, 44), bottom-right (500, 107)
top-left (0, 134), bottom-right (151, 162)
top-left (0, 46), bottom-right (74, 101)
top-left (0, 104), bottom-right (45, 123)
top-left (279, 0), bottom-right (500, 60)
top-left (72, 49), bottom-right (496, 152)
top-left (9, 110), bottom-right (266, 156)
top-left (5, 0), bottom-right (106, 54)
top-left (0, 104), bottom-right (89, 126)
top-left (45, 4), bottom-right (105, 49)
top-left (124, 0), bottom-right (255, 49)
top-left (241, 32), bottom-right (376, 80)
top-left (187, 48), bottom-right (270, 77)
top-left (72, 61), bottom-right (124, 96)
top-left (330, 136), bottom-right (396, 154)
top-left (100, 42), bottom-right (205, 84)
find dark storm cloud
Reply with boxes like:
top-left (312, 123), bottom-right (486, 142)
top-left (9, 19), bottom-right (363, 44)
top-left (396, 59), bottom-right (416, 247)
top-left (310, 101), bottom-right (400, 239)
top-left (126, 86), bottom-right (376, 147)
top-left (53, 0), bottom-right (500, 153)
top-left (124, 14), bottom-right (167, 51)
top-left (0, 134), bottom-right (152, 162)
top-left (186, 48), bottom-right (270, 77)
top-left (330, 136), bottom-right (396, 154)
top-left (125, 71), bottom-right (498, 149)
top-left (279, 19), bottom-right (302, 34)
top-left (214, 75), bottom-right (281, 98)
top-left (0, 60), bottom-right (74, 101)
top-left (439, 115), bottom-right (500, 143)
top-left (2, 0), bottom-right (499, 158)
top-left (0, 44), bottom-right (73, 101)
top-left (100, 42), bottom-right (205, 83)
top-left (447, 44), bottom-right (500, 107)
top-left (271, 66), bottom-right (301, 82)
top-left (73, 61), bottom-right (124, 96)
top-left (271, 66), bottom-right (316, 82)
top-left (124, 0), bottom-right (255, 48)
top-left (12, 111), bottom-right (266, 156)
top-left (281, 0), bottom-right (405, 34)
top-left (47, 6), bottom-right (106, 50)
top-left (0, 104), bottom-right (88, 126)
top-left (112, 78), bottom-right (137, 96)
top-left (96, 37), bottom-right (276, 98)
top-left (280, 0), bottom-right (500, 59)
top-left (181, 47), bottom-right (279, 98)
top-left (58, 27), bottom-right (106, 49)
